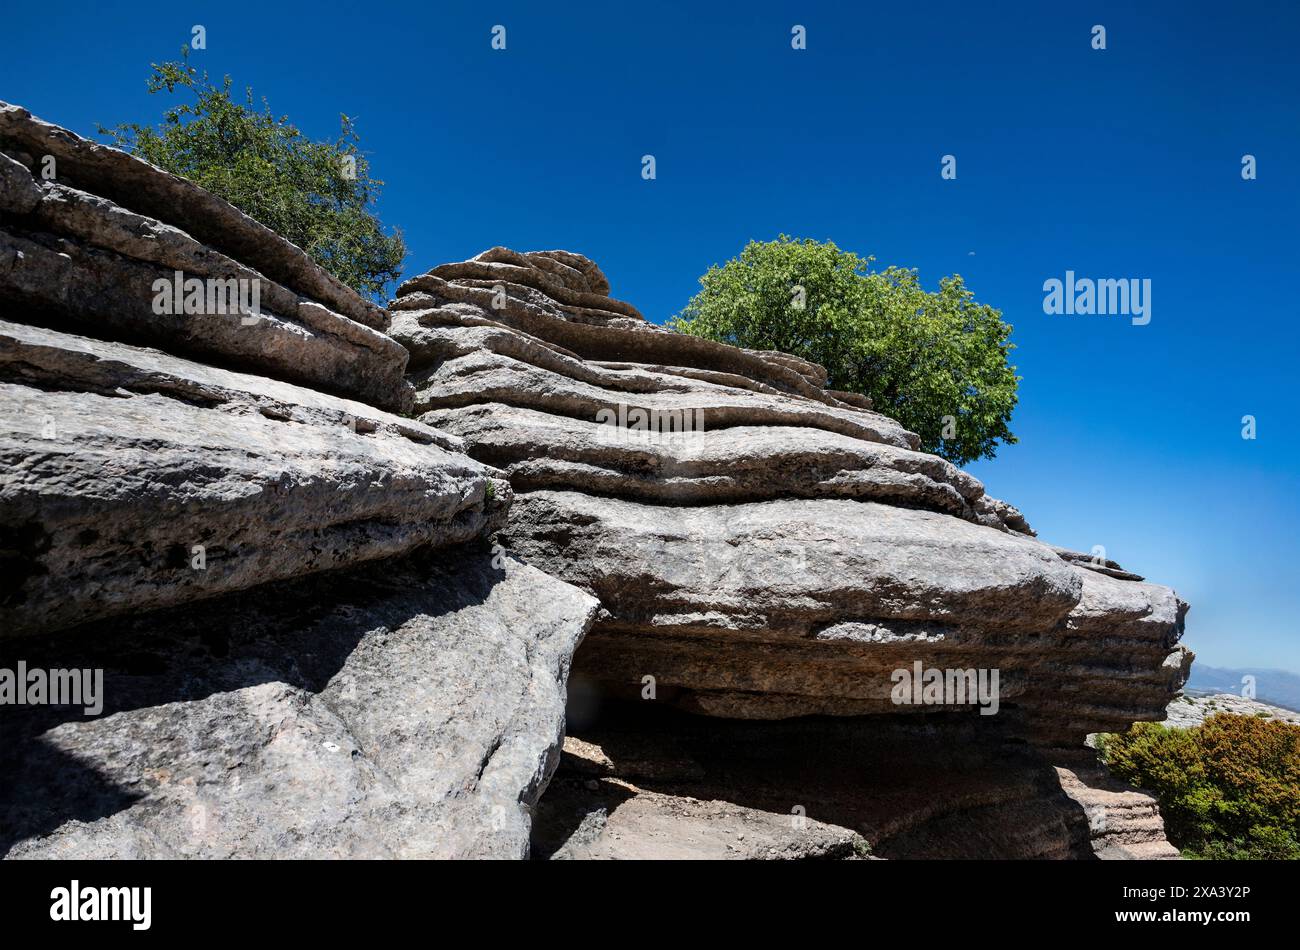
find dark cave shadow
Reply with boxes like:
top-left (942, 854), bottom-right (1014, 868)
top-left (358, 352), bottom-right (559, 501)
top-left (551, 689), bottom-right (1100, 860)
top-left (0, 542), bottom-right (502, 857)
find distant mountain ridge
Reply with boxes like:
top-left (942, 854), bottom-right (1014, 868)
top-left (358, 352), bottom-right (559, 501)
top-left (1186, 665), bottom-right (1300, 714)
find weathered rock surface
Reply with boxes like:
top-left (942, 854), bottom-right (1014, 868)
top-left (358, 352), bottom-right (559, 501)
top-left (497, 491), bottom-right (1189, 744)
top-left (1051, 753), bottom-right (1181, 859)
top-left (0, 319), bottom-right (506, 636)
top-left (0, 104), bottom-right (408, 411)
top-left (2, 550), bottom-right (599, 858)
top-left (389, 248), bottom-right (1191, 752)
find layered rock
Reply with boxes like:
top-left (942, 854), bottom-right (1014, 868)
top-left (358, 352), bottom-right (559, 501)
top-left (0, 104), bottom-right (407, 411)
top-left (389, 247), bottom-right (1192, 751)
top-left (0, 318), bottom-right (510, 636)
top-left (0, 97), bottom-right (1192, 859)
top-left (0, 106), bottom-right (597, 859)
top-left (534, 699), bottom-right (1177, 859)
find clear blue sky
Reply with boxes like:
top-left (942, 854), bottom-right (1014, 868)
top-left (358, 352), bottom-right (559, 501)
top-left (3, 1), bottom-right (1296, 670)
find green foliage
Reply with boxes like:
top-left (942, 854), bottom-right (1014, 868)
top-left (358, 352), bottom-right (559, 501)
top-left (1099, 714), bottom-right (1300, 860)
top-left (100, 48), bottom-right (405, 301)
top-left (669, 236), bottom-right (1019, 465)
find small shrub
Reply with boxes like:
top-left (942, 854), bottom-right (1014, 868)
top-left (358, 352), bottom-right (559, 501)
top-left (1099, 714), bottom-right (1300, 860)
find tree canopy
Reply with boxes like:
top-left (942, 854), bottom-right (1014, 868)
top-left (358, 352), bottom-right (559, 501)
top-left (669, 236), bottom-right (1019, 466)
top-left (100, 49), bottom-right (405, 301)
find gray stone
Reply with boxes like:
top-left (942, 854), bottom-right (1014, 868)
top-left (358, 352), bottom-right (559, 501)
top-left (388, 248), bottom-right (1191, 748)
top-left (427, 401), bottom-right (997, 518)
top-left (0, 320), bottom-right (502, 636)
top-left (2, 550), bottom-right (599, 859)
top-left (0, 225), bottom-right (410, 412)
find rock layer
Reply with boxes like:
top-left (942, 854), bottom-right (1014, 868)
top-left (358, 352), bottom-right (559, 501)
top-left (0, 319), bottom-right (506, 636)
top-left (534, 699), bottom-right (1177, 860)
top-left (389, 247), bottom-right (1191, 750)
top-left (0, 104), bottom-right (408, 411)
top-left (0, 103), bottom-right (385, 330)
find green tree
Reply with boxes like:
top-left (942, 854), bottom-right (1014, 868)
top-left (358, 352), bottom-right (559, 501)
top-left (1100, 714), bottom-right (1300, 859)
top-left (100, 49), bottom-right (405, 301)
top-left (669, 236), bottom-right (1019, 465)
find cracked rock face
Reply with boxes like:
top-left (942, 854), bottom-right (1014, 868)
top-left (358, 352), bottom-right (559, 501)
top-left (1, 551), bottom-right (599, 859)
top-left (390, 247), bottom-right (1191, 750)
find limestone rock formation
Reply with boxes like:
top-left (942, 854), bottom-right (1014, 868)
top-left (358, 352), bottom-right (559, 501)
top-left (0, 107), bottom-right (597, 859)
top-left (2, 551), bottom-right (598, 859)
top-left (389, 247), bottom-right (1192, 749)
top-left (0, 98), bottom-right (1193, 858)
top-left (385, 246), bottom-right (1191, 858)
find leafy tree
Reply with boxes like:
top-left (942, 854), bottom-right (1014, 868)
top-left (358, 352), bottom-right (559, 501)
top-left (1100, 714), bottom-right (1300, 859)
top-left (669, 236), bottom-right (1019, 465)
top-left (100, 48), bottom-right (405, 300)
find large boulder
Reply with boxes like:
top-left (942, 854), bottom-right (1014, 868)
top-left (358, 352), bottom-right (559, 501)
top-left (2, 550), bottom-right (599, 858)
top-left (388, 247), bottom-right (1191, 751)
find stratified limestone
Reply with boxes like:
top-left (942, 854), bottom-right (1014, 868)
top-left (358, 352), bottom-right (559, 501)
top-left (0, 319), bottom-right (506, 636)
top-left (2, 550), bottom-right (599, 859)
top-left (388, 248), bottom-right (1191, 752)
top-left (0, 104), bottom-right (409, 411)
top-left (0, 102), bottom-right (386, 329)
top-left (501, 490), bottom-right (1189, 744)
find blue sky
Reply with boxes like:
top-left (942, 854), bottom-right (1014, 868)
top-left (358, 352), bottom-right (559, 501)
top-left (3, 1), bottom-right (1297, 670)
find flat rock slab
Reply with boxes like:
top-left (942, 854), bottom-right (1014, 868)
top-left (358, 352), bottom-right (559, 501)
top-left (503, 490), bottom-right (1081, 634)
top-left (1, 550), bottom-right (599, 859)
top-left (0, 320), bottom-right (505, 636)
top-left (501, 491), bottom-right (1187, 742)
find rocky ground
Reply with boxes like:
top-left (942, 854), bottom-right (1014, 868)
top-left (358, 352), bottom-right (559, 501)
top-left (1162, 692), bottom-right (1300, 728)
